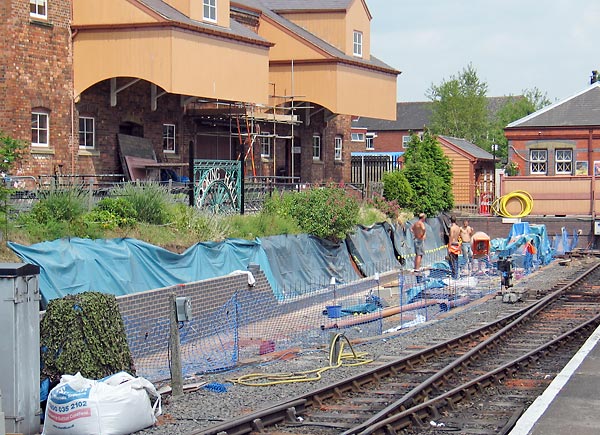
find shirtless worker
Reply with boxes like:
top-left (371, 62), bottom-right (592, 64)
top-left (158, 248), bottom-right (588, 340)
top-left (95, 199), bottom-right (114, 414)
top-left (459, 219), bottom-right (474, 273)
top-left (448, 215), bottom-right (461, 279)
top-left (411, 213), bottom-right (427, 276)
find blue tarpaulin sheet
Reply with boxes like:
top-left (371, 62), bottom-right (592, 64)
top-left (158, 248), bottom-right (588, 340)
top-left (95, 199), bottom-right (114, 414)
top-left (8, 237), bottom-right (278, 306)
top-left (346, 223), bottom-right (401, 276)
top-left (260, 233), bottom-right (360, 299)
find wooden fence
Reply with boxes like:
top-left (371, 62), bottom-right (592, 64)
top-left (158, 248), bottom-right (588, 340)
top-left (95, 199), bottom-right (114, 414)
top-left (501, 175), bottom-right (600, 216)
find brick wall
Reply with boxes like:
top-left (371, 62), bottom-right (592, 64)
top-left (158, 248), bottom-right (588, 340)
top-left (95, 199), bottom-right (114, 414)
top-left (116, 270), bottom-right (274, 358)
top-left (1, 0), bottom-right (73, 177)
top-left (76, 80), bottom-right (193, 176)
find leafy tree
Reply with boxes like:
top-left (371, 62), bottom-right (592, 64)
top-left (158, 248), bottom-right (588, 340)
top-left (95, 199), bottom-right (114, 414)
top-left (427, 63), bottom-right (489, 146)
top-left (0, 131), bottom-right (27, 210)
top-left (382, 171), bottom-right (414, 209)
top-left (400, 131), bottom-right (454, 215)
top-left (487, 88), bottom-right (552, 163)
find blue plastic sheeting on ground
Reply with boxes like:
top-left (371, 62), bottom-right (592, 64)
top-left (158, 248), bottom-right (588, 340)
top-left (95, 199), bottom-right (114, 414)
top-left (346, 223), bottom-right (401, 276)
top-left (260, 234), bottom-right (360, 300)
top-left (491, 223), bottom-right (553, 267)
top-left (8, 237), bottom-right (278, 306)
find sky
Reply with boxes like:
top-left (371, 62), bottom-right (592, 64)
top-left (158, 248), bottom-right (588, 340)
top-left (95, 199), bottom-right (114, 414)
top-left (366, 0), bottom-right (600, 103)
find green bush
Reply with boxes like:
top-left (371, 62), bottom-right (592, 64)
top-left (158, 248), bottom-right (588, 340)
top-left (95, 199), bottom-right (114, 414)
top-left (288, 185), bottom-right (359, 242)
top-left (367, 193), bottom-right (401, 221)
top-left (382, 171), bottom-right (414, 210)
top-left (112, 182), bottom-right (172, 225)
top-left (94, 197), bottom-right (137, 227)
top-left (261, 190), bottom-right (297, 219)
top-left (82, 209), bottom-right (120, 231)
top-left (29, 187), bottom-right (88, 223)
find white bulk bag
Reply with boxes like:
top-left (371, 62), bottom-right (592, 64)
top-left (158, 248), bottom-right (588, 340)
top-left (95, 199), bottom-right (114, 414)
top-left (43, 371), bottom-right (161, 435)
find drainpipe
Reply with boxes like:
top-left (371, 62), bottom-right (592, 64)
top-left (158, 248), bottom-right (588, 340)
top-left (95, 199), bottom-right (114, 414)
top-left (69, 23), bottom-right (79, 175)
top-left (590, 129), bottom-right (595, 219)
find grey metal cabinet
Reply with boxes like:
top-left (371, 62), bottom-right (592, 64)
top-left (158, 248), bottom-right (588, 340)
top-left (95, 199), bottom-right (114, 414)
top-left (0, 263), bottom-right (40, 435)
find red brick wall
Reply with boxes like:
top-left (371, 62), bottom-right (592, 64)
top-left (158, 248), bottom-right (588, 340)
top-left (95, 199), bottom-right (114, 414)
top-left (296, 112), bottom-right (351, 183)
top-left (505, 127), bottom-right (600, 176)
top-left (0, 0), bottom-right (73, 177)
top-left (77, 79), bottom-right (193, 177)
top-left (372, 130), bottom-right (407, 152)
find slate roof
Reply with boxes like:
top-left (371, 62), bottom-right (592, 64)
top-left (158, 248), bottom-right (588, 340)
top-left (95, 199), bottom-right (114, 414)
top-left (439, 136), bottom-right (494, 161)
top-left (353, 101), bottom-right (432, 131)
top-left (138, 0), bottom-right (270, 45)
top-left (353, 96), bottom-right (520, 131)
top-left (258, 0), bottom-right (353, 11)
top-left (507, 83), bottom-right (600, 128)
top-left (234, 0), bottom-right (397, 73)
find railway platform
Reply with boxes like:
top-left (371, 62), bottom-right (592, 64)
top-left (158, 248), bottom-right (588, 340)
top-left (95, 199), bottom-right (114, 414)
top-left (509, 324), bottom-right (600, 435)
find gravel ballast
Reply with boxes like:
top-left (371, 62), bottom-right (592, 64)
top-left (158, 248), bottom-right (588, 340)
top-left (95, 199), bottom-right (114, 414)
top-left (136, 256), bottom-right (595, 435)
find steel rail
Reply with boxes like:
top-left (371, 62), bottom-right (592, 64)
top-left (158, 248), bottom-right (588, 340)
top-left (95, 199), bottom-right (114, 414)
top-left (356, 312), bottom-right (600, 435)
top-left (189, 305), bottom-right (530, 435)
top-left (342, 261), bottom-right (600, 435)
top-left (187, 261), bottom-right (599, 435)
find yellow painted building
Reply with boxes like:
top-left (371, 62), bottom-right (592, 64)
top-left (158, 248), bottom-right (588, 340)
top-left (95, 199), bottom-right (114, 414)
top-left (4, 0), bottom-right (399, 184)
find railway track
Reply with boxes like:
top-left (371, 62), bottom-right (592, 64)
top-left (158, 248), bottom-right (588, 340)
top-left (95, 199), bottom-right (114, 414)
top-left (189, 260), bottom-right (600, 435)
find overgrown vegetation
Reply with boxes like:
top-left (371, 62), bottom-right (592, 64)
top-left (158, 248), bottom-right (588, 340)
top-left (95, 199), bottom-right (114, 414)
top-left (0, 180), bottom-right (405, 262)
top-left (263, 184), bottom-right (360, 242)
top-left (0, 131), bottom-right (27, 227)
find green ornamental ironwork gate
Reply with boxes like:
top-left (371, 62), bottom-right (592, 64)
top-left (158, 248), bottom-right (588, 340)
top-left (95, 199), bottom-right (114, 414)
top-left (193, 160), bottom-right (241, 214)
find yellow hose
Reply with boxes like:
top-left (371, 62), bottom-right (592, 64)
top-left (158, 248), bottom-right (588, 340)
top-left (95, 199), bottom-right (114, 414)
top-left (230, 333), bottom-right (373, 386)
top-left (491, 190), bottom-right (533, 218)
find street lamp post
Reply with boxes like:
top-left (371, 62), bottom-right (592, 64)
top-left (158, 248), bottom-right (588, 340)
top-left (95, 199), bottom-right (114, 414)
top-left (491, 144), bottom-right (498, 201)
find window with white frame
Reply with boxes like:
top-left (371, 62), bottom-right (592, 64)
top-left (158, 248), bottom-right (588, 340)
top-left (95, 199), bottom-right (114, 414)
top-left (31, 111), bottom-right (49, 147)
top-left (260, 134), bottom-right (271, 158)
top-left (555, 149), bottom-right (573, 174)
top-left (365, 133), bottom-right (375, 150)
top-left (203, 0), bottom-right (217, 22)
top-left (530, 149), bottom-right (547, 174)
top-left (402, 135), bottom-right (411, 148)
top-left (312, 134), bottom-right (321, 160)
top-left (334, 136), bottom-right (343, 161)
top-left (163, 124), bottom-right (176, 153)
top-left (351, 132), bottom-right (365, 142)
top-left (353, 31), bottom-right (363, 57)
top-left (30, 0), bottom-right (47, 19)
top-left (78, 116), bottom-right (95, 149)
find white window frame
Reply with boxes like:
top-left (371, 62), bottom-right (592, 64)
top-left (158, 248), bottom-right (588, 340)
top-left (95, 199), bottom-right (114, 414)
top-left (260, 134), bottom-right (271, 158)
top-left (353, 31), bottom-right (363, 57)
top-left (203, 0), bottom-right (217, 22)
top-left (402, 135), bottom-right (411, 149)
top-left (163, 124), bottom-right (176, 153)
top-left (365, 133), bottom-right (375, 150)
top-left (351, 132), bottom-right (365, 142)
top-left (78, 116), bottom-right (95, 149)
top-left (555, 149), bottom-right (573, 175)
top-left (530, 149), bottom-right (547, 175)
top-left (31, 111), bottom-right (49, 147)
top-left (30, 0), bottom-right (47, 19)
top-left (312, 134), bottom-right (321, 160)
top-left (334, 136), bottom-right (343, 161)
